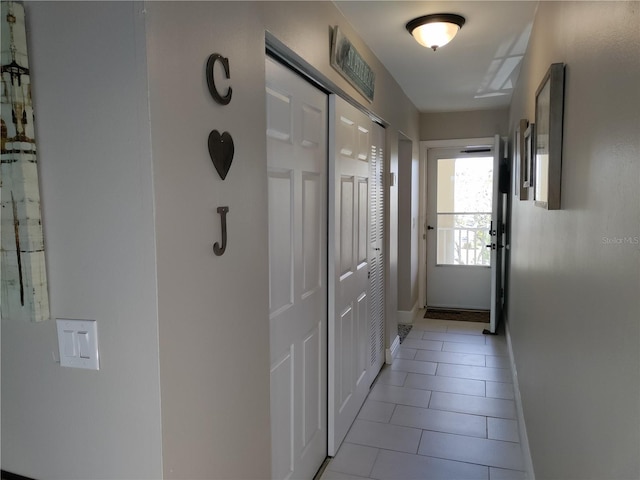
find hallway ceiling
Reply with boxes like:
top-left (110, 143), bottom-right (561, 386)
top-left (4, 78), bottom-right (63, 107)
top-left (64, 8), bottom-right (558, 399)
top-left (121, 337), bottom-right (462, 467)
top-left (334, 1), bottom-right (538, 112)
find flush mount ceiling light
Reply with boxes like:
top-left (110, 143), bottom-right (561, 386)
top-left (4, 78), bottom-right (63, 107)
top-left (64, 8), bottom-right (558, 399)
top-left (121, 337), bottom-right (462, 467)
top-left (406, 13), bottom-right (466, 51)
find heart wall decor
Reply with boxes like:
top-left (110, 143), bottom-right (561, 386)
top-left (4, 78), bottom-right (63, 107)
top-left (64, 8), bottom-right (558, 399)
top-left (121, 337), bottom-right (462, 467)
top-left (208, 130), bottom-right (235, 180)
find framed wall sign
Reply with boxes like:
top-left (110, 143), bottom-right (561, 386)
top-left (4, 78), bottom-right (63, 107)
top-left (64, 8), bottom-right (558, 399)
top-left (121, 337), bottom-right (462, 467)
top-left (330, 27), bottom-right (376, 102)
top-left (534, 63), bottom-right (565, 210)
top-left (524, 122), bottom-right (534, 191)
top-left (514, 118), bottom-right (529, 200)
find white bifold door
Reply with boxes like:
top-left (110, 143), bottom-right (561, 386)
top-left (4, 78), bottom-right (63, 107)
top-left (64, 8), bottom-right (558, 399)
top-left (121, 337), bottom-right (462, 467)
top-left (329, 96), bottom-right (385, 456)
top-left (267, 58), bottom-right (385, 475)
top-left (266, 57), bottom-right (328, 480)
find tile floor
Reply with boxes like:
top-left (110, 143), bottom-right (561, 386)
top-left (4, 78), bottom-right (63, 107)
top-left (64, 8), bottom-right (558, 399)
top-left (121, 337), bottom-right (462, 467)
top-left (321, 317), bottom-right (527, 480)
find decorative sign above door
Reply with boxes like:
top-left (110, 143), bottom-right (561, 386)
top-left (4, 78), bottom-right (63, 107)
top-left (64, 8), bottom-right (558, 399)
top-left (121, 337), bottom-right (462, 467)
top-left (330, 26), bottom-right (376, 102)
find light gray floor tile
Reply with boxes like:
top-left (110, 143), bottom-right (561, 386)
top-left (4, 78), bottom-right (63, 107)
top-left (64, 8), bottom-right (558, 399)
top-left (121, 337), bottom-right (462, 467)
top-left (327, 442), bottom-right (379, 477)
top-left (418, 430), bottom-right (524, 471)
top-left (405, 372), bottom-right (485, 396)
top-left (415, 349), bottom-right (486, 367)
top-left (345, 419), bottom-right (422, 453)
top-left (486, 355), bottom-right (511, 369)
top-left (321, 470), bottom-right (369, 480)
top-left (391, 404), bottom-right (487, 438)
top-left (406, 329), bottom-right (426, 340)
top-left (371, 449), bottom-right (489, 480)
top-left (422, 331), bottom-right (487, 345)
top-left (413, 319), bottom-right (451, 332)
top-left (443, 342), bottom-right (508, 357)
top-left (397, 347), bottom-right (417, 359)
top-left (430, 392), bottom-right (516, 419)
top-left (369, 383), bottom-right (432, 408)
top-left (327, 318), bottom-right (528, 480)
top-left (437, 364), bottom-right (513, 383)
top-left (400, 338), bottom-right (444, 352)
top-left (489, 467), bottom-right (526, 480)
top-left (488, 418), bottom-right (519, 443)
top-left (391, 358), bottom-right (438, 375)
top-left (374, 367), bottom-right (407, 387)
top-left (444, 322), bottom-right (487, 335)
top-left (357, 399), bottom-right (396, 423)
top-left (486, 382), bottom-right (515, 400)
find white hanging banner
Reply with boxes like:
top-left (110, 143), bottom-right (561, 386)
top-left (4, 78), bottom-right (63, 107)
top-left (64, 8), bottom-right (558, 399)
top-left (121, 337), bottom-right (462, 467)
top-left (1, 1), bottom-right (50, 322)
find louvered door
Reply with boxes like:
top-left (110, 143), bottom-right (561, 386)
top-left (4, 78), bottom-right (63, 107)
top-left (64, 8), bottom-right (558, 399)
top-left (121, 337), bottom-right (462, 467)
top-left (368, 124), bottom-right (385, 383)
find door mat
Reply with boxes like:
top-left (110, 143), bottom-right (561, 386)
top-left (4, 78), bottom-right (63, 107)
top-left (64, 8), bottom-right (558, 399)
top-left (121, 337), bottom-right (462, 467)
top-left (424, 308), bottom-right (490, 323)
top-left (398, 323), bottom-right (413, 344)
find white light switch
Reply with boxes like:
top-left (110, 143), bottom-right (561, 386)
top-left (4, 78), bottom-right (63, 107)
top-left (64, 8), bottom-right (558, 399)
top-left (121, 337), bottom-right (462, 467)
top-left (63, 330), bottom-right (76, 357)
top-left (56, 319), bottom-right (99, 370)
top-left (77, 331), bottom-right (91, 359)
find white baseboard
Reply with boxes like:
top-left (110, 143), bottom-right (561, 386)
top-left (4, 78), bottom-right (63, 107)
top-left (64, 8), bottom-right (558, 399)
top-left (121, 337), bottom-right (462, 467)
top-left (505, 320), bottom-right (535, 480)
top-left (397, 300), bottom-right (420, 324)
top-left (385, 335), bottom-right (400, 364)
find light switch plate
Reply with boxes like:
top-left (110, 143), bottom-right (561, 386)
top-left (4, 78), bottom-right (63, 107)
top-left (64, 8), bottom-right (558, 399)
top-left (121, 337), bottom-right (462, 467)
top-left (56, 319), bottom-right (100, 370)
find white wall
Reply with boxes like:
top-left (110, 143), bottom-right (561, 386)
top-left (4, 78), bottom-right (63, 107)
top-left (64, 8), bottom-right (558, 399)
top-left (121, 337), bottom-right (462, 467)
top-left (507, 2), bottom-right (640, 479)
top-left (1, 2), bottom-right (163, 479)
top-left (397, 137), bottom-right (419, 316)
top-left (146, 2), bottom-right (272, 478)
top-left (420, 108), bottom-right (509, 141)
top-left (145, 1), bottom-right (419, 478)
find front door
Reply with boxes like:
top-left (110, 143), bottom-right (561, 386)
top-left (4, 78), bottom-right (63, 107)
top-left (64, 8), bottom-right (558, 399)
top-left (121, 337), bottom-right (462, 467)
top-left (426, 143), bottom-right (494, 310)
top-left (488, 134), bottom-right (504, 333)
top-left (266, 57), bottom-right (328, 480)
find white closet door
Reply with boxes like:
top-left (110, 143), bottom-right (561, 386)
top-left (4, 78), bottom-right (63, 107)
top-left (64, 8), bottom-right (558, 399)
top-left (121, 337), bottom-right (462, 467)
top-left (368, 123), bottom-right (385, 384)
top-left (329, 96), bottom-right (373, 456)
top-left (267, 57), bottom-right (328, 480)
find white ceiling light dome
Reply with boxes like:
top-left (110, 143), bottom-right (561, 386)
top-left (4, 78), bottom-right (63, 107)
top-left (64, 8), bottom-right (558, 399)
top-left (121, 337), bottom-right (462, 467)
top-left (406, 13), bottom-right (466, 51)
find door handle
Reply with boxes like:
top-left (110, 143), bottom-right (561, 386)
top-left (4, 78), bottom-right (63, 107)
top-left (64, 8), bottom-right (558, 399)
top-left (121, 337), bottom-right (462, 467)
top-left (427, 225), bottom-right (434, 230)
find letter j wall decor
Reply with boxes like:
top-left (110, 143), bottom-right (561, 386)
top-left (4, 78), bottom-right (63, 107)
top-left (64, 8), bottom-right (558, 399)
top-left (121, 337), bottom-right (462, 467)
top-left (1, 1), bottom-right (50, 322)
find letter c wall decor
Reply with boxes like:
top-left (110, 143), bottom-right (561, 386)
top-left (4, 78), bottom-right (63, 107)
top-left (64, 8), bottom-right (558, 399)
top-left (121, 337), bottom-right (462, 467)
top-left (206, 53), bottom-right (232, 105)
